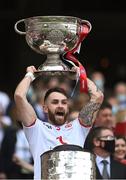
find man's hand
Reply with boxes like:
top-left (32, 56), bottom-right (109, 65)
top-left (26, 65), bottom-right (37, 73)
top-left (71, 66), bottom-right (80, 78)
top-left (25, 66), bottom-right (37, 82)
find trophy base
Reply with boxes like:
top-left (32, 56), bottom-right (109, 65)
top-left (34, 70), bottom-right (76, 79)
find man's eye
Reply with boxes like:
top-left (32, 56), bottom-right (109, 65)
top-left (62, 102), bottom-right (67, 104)
top-left (52, 101), bottom-right (58, 104)
top-left (62, 100), bottom-right (67, 104)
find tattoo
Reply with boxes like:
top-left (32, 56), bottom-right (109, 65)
top-left (79, 102), bottom-right (101, 126)
top-left (88, 85), bottom-right (101, 97)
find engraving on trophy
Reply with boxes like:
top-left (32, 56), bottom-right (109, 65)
top-left (41, 147), bottom-right (96, 180)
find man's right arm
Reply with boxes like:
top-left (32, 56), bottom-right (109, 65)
top-left (14, 66), bottom-right (37, 126)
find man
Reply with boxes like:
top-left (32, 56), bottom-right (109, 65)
top-left (88, 126), bottom-right (126, 179)
top-left (90, 71), bottom-right (105, 92)
top-left (14, 65), bottom-right (103, 179)
top-left (94, 101), bottom-right (116, 129)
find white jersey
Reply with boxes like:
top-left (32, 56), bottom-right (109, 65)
top-left (23, 118), bottom-right (91, 179)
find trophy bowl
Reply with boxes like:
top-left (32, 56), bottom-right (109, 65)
top-left (14, 16), bottom-right (92, 78)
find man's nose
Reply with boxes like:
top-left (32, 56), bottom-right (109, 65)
top-left (107, 115), bottom-right (112, 119)
top-left (58, 102), bottom-right (63, 107)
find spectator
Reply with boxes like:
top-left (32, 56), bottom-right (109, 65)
top-left (107, 95), bottom-right (119, 115)
top-left (113, 135), bottom-right (126, 165)
top-left (0, 103), bottom-right (33, 179)
top-left (0, 91), bottom-right (12, 149)
top-left (114, 110), bottom-right (126, 136)
top-left (90, 71), bottom-right (105, 92)
top-left (0, 91), bottom-right (11, 115)
top-left (114, 82), bottom-right (126, 112)
top-left (12, 154), bottom-right (34, 173)
top-left (87, 126), bottom-right (126, 179)
top-left (94, 101), bottom-right (116, 129)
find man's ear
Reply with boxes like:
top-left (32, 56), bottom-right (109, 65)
top-left (43, 105), bottom-right (48, 113)
top-left (93, 138), bottom-right (100, 147)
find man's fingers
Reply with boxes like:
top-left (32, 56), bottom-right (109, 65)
top-left (26, 66), bottom-right (37, 73)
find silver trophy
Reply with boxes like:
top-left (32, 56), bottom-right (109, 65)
top-left (14, 16), bottom-right (92, 78)
top-left (41, 145), bottom-right (96, 180)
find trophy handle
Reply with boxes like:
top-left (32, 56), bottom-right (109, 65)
top-left (14, 19), bottom-right (26, 35)
top-left (78, 19), bottom-right (92, 43)
top-left (81, 20), bottom-right (92, 32)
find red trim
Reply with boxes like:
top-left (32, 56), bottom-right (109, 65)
top-left (56, 136), bottom-right (67, 144)
top-left (56, 127), bottom-right (60, 131)
top-left (78, 118), bottom-right (91, 128)
top-left (24, 119), bottom-right (36, 127)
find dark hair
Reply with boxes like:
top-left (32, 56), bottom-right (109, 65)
top-left (44, 87), bottom-right (69, 102)
top-left (99, 101), bottom-right (112, 111)
top-left (115, 135), bottom-right (126, 143)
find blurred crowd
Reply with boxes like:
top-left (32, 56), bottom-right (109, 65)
top-left (1, 69), bottom-right (126, 179)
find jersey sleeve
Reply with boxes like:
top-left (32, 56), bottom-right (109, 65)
top-left (23, 119), bottom-right (44, 154)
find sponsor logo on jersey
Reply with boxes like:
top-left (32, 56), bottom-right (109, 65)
top-left (43, 122), bottom-right (52, 129)
top-left (56, 136), bottom-right (67, 144)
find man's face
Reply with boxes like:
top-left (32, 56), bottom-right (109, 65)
top-left (44, 92), bottom-right (69, 125)
top-left (95, 108), bottom-right (115, 128)
top-left (94, 129), bottom-right (115, 154)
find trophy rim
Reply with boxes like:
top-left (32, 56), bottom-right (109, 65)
top-left (25, 15), bottom-right (81, 20)
top-left (24, 15), bottom-right (92, 32)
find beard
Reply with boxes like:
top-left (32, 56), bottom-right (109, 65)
top-left (48, 108), bottom-right (68, 126)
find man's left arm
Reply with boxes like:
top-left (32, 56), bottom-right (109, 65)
top-left (78, 78), bottom-right (104, 126)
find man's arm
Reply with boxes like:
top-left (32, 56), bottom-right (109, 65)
top-left (12, 154), bottom-right (34, 172)
top-left (78, 78), bottom-right (104, 126)
top-left (14, 66), bottom-right (37, 126)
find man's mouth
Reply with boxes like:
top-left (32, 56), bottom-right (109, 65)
top-left (56, 112), bottom-right (64, 116)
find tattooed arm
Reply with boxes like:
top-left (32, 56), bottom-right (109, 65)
top-left (78, 78), bottom-right (104, 126)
